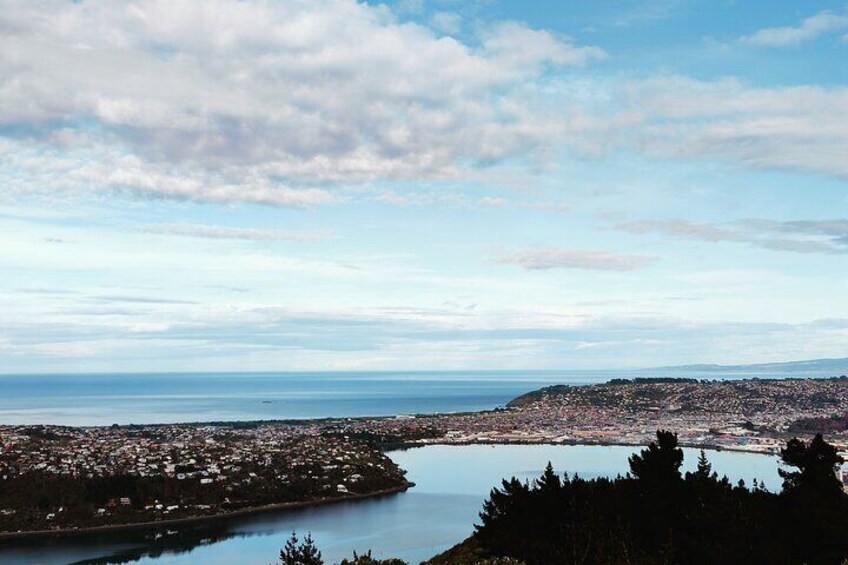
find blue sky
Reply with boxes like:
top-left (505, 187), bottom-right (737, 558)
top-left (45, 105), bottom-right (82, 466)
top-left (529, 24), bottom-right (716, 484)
top-left (1, 0), bottom-right (847, 373)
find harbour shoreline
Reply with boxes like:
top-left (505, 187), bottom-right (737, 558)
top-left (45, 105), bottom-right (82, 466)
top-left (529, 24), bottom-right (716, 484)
top-left (0, 435), bottom-right (778, 541)
top-left (0, 482), bottom-right (414, 542)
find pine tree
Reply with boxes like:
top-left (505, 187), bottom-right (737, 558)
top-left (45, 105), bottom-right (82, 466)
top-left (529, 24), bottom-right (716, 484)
top-left (280, 531), bottom-right (301, 565)
top-left (535, 461), bottom-right (561, 492)
top-left (695, 450), bottom-right (712, 479)
top-left (628, 430), bottom-right (684, 487)
top-left (298, 533), bottom-right (323, 565)
top-left (279, 531), bottom-right (323, 565)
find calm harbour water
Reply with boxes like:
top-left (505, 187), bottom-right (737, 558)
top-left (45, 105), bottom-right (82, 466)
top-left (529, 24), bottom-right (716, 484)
top-left (0, 444), bottom-right (783, 565)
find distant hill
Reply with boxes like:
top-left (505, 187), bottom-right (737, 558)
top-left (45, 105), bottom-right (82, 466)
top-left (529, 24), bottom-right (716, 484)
top-left (651, 357), bottom-right (848, 374)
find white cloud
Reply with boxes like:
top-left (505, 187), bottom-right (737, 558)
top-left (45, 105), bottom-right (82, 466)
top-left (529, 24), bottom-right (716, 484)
top-left (524, 201), bottom-right (571, 214)
top-left (0, 0), bottom-right (604, 205)
top-left (4, 295), bottom-right (846, 371)
top-left (740, 10), bottom-right (848, 46)
top-left (1, 138), bottom-right (335, 206)
top-left (493, 248), bottom-right (656, 271)
top-left (418, 72), bottom-right (848, 180)
top-left (480, 21), bottom-right (607, 68)
top-left (615, 220), bottom-right (745, 243)
top-left (371, 187), bottom-right (469, 207)
top-left (3, 1), bottom-right (844, 207)
top-left (431, 11), bottom-right (462, 36)
top-left (478, 196), bottom-right (507, 207)
top-left (138, 223), bottom-right (333, 242)
top-left (613, 218), bottom-right (848, 255)
top-left (594, 76), bottom-right (848, 178)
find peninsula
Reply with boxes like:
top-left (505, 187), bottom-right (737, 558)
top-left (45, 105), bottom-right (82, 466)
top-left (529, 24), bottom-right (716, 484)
top-left (0, 426), bottom-right (410, 535)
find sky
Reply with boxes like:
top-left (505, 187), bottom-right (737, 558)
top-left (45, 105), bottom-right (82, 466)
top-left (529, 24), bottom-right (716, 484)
top-left (1, 0), bottom-right (847, 373)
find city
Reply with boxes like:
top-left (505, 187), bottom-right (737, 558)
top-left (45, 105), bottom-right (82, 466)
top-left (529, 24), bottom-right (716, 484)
top-left (3, 376), bottom-right (848, 536)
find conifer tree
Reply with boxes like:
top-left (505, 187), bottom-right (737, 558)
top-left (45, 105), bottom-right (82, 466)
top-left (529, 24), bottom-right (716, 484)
top-left (280, 531), bottom-right (301, 565)
top-left (628, 430), bottom-right (684, 487)
top-left (279, 531), bottom-right (324, 565)
top-left (299, 533), bottom-right (323, 565)
top-left (535, 461), bottom-right (561, 492)
top-left (695, 450), bottom-right (712, 479)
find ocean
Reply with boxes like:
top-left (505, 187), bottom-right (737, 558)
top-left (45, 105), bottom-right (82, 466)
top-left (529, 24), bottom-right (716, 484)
top-left (0, 369), bottom-right (838, 426)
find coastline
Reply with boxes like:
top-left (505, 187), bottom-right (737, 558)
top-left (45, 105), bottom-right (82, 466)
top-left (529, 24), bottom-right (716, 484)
top-left (8, 375), bottom-right (839, 544)
top-left (392, 438), bottom-right (780, 458)
top-left (0, 482), bottom-right (414, 542)
top-left (0, 438), bottom-right (777, 541)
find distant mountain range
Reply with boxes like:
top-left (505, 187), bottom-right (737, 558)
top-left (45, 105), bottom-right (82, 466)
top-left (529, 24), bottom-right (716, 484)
top-left (652, 357), bottom-right (848, 374)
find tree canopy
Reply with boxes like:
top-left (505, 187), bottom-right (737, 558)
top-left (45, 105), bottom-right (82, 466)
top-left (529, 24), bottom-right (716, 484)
top-left (281, 433), bottom-right (848, 565)
top-left (464, 432), bottom-right (848, 565)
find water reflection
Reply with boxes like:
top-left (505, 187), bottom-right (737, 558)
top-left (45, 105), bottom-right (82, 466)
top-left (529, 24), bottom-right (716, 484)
top-left (68, 525), bottom-right (237, 564)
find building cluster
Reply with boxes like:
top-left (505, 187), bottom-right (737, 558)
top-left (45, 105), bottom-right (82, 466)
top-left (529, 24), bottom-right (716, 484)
top-left (0, 424), bottom-right (406, 533)
top-left (328, 378), bottom-right (848, 456)
top-left (2, 424), bottom-right (333, 480)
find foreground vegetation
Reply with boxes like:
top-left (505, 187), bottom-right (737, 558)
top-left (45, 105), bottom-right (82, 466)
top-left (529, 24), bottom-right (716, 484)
top-left (281, 432), bottom-right (848, 565)
top-left (432, 431), bottom-right (848, 565)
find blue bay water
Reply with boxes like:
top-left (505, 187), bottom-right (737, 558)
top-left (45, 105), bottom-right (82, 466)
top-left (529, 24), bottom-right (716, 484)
top-left (0, 444), bottom-right (784, 565)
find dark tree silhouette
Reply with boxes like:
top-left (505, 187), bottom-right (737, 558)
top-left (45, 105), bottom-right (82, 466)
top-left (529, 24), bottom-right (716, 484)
top-left (277, 433), bottom-right (848, 565)
top-left (279, 536), bottom-right (407, 565)
top-left (776, 433), bottom-right (848, 565)
top-left (299, 533), bottom-right (323, 565)
top-left (779, 433), bottom-right (845, 498)
top-left (445, 432), bottom-right (848, 565)
top-left (279, 531), bottom-right (324, 565)
top-left (534, 462), bottom-right (561, 492)
top-left (695, 450), bottom-right (712, 478)
top-left (628, 429), bottom-right (684, 487)
top-left (281, 531), bottom-right (300, 565)
top-left (337, 549), bottom-right (407, 564)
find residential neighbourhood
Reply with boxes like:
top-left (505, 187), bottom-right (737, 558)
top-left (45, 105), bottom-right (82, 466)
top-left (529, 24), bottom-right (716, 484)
top-left (0, 424), bottom-right (408, 533)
